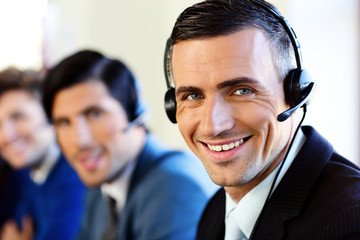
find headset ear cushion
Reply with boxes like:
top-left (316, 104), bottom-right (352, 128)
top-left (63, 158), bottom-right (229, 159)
top-left (283, 69), bottom-right (301, 106)
top-left (284, 68), bottom-right (313, 107)
top-left (164, 88), bottom-right (177, 124)
top-left (297, 69), bottom-right (313, 101)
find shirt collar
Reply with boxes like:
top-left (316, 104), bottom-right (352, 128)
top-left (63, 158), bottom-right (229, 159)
top-left (30, 143), bottom-right (60, 184)
top-left (101, 159), bottom-right (137, 213)
top-left (225, 129), bottom-right (306, 238)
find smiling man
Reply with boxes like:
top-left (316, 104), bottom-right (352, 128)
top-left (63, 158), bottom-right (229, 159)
top-left (42, 50), bottom-right (217, 240)
top-left (0, 67), bottom-right (86, 240)
top-left (163, 0), bottom-right (360, 239)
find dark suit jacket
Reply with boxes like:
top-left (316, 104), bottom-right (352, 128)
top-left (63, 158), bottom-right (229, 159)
top-left (76, 134), bottom-right (218, 240)
top-left (197, 126), bottom-right (360, 240)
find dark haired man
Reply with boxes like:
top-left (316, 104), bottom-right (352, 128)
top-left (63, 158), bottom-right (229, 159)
top-left (42, 50), bottom-right (217, 240)
top-left (0, 67), bottom-right (86, 240)
top-left (164, 0), bottom-right (360, 239)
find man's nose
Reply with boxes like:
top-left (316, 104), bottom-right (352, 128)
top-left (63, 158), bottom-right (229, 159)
top-left (74, 119), bottom-right (94, 147)
top-left (200, 95), bottom-right (235, 137)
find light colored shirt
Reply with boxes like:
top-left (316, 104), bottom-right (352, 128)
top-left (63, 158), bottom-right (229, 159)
top-left (30, 143), bottom-right (60, 184)
top-left (225, 129), bottom-right (306, 239)
top-left (101, 160), bottom-right (137, 213)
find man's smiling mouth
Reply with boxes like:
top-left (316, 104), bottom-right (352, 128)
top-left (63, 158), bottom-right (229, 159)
top-left (206, 137), bottom-right (251, 152)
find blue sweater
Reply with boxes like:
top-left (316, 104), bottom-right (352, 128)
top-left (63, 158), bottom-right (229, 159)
top-left (0, 160), bottom-right (28, 228)
top-left (15, 156), bottom-right (86, 240)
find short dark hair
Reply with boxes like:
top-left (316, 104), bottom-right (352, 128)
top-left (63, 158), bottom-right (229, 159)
top-left (169, 0), bottom-right (295, 81)
top-left (42, 50), bottom-right (141, 122)
top-left (0, 67), bottom-right (42, 100)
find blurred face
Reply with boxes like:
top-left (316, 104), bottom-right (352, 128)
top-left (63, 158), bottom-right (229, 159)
top-left (0, 90), bottom-right (53, 169)
top-left (52, 80), bottom-right (144, 187)
top-left (172, 29), bottom-right (295, 190)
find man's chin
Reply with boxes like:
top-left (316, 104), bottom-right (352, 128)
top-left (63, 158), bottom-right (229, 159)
top-left (81, 176), bottom-right (105, 187)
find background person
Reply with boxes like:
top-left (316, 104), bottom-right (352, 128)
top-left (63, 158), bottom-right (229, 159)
top-left (0, 67), bottom-right (86, 240)
top-left (42, 49), bottom-right (218, 240)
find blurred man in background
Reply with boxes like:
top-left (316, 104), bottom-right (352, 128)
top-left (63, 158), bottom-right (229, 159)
top-left (0, 67), bottom-right (86, 240)
top-left (42, 49), bottom-right (218, 240)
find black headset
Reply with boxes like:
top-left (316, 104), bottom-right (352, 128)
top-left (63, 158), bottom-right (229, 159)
top-left (163, 0), bottom-right (316, 124)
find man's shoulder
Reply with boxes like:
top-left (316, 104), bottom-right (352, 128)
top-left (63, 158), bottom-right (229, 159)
top-left (258, 126), bottom-right (360, 238)
top-left (128, 139), bottom-right (217, 208)
top-left (137, 134), bottom-right (214, 187)
top-left (39, 155), bottom-right (86, 199)
top-left (133, 147), bottom-right (216, 196)
top-left (315, 150), bottom-right (360, 204)
top-left (47, 155), bottom-right (83, 183)
top-left (300, 125), bottom-right (360, 197)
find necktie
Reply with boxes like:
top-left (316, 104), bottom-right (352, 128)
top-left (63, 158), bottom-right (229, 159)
top-left (224, 210), bottom-right (248, 240)
top-left (102, 196), bottom-right (119, 240)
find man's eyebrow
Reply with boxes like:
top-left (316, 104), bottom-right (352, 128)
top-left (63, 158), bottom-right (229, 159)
top-left (216, 77), bottom-right (260, 89)
top-left (52, 116), bottom-right (68, 125)
top-left (81, 105), bottom-right (102, 116)
top-left (53, 105), bottom-right (102, 122)
top-left (175, 77), bottom-right (261, 96)
top-left (176, 86), bottom-right (202, 97)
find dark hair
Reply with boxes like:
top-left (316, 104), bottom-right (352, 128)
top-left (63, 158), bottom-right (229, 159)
top-left (42, 50), bottom-right (141, 122)
top-left (169, 0), bottom-right (295, 81)
top-left (0, 67), bottom-right (42, 99)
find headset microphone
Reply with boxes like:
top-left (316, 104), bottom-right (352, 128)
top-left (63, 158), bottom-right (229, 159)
top-left (121, 113), bottom-right (147, 133)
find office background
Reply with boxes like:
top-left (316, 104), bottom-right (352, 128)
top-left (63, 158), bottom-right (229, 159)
top-left (1, 0), bottom-right (359, 164)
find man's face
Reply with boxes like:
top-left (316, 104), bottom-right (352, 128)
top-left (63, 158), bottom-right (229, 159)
top-left (52, 80), bottom-right (140, 187)
top-left (172, 28), bottom-right (295, 188)
top-left (0, 90), bottom-right (53, 169)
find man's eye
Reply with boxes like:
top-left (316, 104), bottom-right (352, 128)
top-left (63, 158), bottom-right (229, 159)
top-left (87, 109), bottom-right (103, 119)
top-left (233, 88), bottom-right (252, 95)
top-left (11, 112), bottom-right (26, 121)
top-left (186, 93), bottom-right (202, 100)
top-left (54, 119), bottom-right (70, 129)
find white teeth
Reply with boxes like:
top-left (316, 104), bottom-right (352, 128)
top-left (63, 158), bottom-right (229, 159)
top-left (78, 149), bottom-right (102, 162)
top-left (207, 139), bottom-right (245, 152)
top-left (222, 144), bottom-right (229, 151)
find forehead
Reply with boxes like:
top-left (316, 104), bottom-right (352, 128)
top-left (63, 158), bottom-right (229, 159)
top-left (52, 80), bottom-right (124, 118)
top-left (171, 28), bottom-right (275, 87)
top-left (0, 90), bottom-right (41, 115)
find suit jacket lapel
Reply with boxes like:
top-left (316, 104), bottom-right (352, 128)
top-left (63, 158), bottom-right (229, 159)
top-left (252, 126), bottom-right (334, 239)
top-left (196, 188), bottom-right (225, 240)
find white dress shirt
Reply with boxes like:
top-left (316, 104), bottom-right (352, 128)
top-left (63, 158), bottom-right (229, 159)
top-left (225, 129), bottom-right (306, 239)
top-left (101, 160), bottom-right (137, 213)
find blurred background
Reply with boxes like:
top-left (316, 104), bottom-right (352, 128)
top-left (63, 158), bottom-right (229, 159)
top-left (0, 0), bottom-right (359, 164)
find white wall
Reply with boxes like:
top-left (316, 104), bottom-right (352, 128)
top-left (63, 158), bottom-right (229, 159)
top-left (286, 0), bottom-right (359, 162)
top-left (45, 0), bottom-right (203, 151)
top-left (45, 0), bottom-right (359, 163)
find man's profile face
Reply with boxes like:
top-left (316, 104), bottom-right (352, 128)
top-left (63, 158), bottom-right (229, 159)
top-left (52, 80), bottom-right (139, 187)
top-left (172, 28), bottom-right (294, 188)
top-left (0, 90), bottom-right (53, 169)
